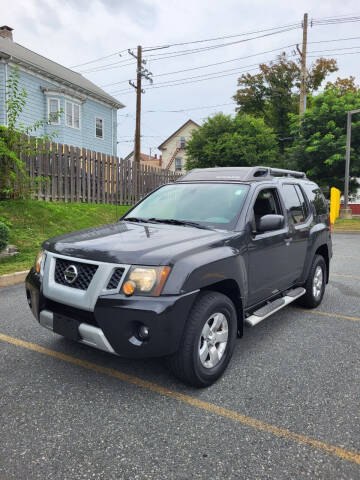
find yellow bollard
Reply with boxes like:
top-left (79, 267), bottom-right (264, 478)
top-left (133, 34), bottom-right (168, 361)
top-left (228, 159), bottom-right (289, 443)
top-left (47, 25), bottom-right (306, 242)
top-left (330, 187), bottom-right (341, 226)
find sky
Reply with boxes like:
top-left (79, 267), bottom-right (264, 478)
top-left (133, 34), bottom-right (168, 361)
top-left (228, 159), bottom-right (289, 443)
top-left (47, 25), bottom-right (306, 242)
top-left (2, 0), bottom-right (360, 158)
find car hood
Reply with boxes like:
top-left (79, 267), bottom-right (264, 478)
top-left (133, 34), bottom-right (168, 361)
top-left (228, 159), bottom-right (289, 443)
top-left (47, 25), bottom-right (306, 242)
top-left (42, 221), bottom-right (233, 265)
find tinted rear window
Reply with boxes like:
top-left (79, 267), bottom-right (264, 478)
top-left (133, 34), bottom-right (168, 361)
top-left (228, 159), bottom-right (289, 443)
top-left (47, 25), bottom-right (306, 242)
top-left (282, 184), bottom-right (307, 224)
top-left (303, 184), bottom-right (328, 215)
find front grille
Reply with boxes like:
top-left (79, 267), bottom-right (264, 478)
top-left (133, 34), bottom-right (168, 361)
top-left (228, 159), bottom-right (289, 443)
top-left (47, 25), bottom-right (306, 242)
top-left (106, 267), bottom-right (125, 290)
top-left (44, 299), bottom-right (98, 326)
top-left (54, 258), bottom-right (98, 290)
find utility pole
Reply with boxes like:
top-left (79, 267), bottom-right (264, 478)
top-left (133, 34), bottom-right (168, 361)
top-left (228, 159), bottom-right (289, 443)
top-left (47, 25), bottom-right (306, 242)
top-left (341, 108), bottom-right (360, 218)
top-left (299, 13), bottom-right (308, 115)
top-left (128, 46), bottom-right (153, 164)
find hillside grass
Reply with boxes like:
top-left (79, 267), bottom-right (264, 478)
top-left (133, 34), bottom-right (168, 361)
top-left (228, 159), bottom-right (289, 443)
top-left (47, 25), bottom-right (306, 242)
top-left (334, 217), bottom-right (360, 231)
top-left (0, 200), bottom-right (131, 275)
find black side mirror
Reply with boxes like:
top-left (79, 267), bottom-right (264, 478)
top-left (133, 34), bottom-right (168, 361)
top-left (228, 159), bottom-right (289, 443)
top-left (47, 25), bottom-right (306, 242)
top-left (257, 214), bottom-right (284, 233)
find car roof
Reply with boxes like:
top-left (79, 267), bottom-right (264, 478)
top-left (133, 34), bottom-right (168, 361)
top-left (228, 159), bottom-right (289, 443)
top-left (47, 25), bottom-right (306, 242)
top-left (178, 166), bottom-right (307, 183)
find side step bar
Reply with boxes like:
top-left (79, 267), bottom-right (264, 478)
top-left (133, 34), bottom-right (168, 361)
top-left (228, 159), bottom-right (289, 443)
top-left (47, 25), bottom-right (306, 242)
top-left (245, 287), bottom-right (306, 327)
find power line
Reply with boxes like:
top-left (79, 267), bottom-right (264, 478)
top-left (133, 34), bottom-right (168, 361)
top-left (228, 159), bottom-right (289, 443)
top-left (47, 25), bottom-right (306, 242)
top-left (78, 25), bottom-right (298, 74)
top-left (70, 49), bottom-right (131, 68)
top-left (73, 16), bottom-right (360, 73)
top-left (100, 35), bottom-right (360, 88)
top-left (81, 33), bottom-right (360, 76)
top-left (142, 22), bottom-right (301, 51)
top-left (73, 21), bottom-right (300, 70)
top-left (143, 27), bottom-right (298, 60)
top-left (111, 43), bottom-right (360, 96)
top-left (100, 43), bottom-right (299, 88)
top-left (308, 50), bottom-right (360, 57)
top-left (308, 45), bottom-right (360, 54)
top-left (144, 102), bottom-right (236, 113)
top-left (79, 60), bottom-right (136, 74)
top-left (312, 13), bottom-right (360, 21)
top-left (308, 35), bottom-right (360, 45)
top-left (109, 62), bottom-right (264, 95)
top-left (117, 103), bottom-right (236, 118)
top-left (311, 15), bottom-right (360, 26)
top-left (112, 66), bottom-right (261, 95)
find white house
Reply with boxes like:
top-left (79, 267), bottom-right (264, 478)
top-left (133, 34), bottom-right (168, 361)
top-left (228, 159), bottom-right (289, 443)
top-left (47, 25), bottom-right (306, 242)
top-left (158, 119), bottom-right (200, 173)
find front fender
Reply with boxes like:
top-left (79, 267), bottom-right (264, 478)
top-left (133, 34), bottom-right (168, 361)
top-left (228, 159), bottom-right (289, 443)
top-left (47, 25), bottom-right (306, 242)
top-left (162, 233), bottom-right (248, 304)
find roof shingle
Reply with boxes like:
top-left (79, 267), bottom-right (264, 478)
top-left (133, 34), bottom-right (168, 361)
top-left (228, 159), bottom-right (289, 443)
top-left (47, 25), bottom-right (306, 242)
top-left (0, 37), bottom-right (124, 108)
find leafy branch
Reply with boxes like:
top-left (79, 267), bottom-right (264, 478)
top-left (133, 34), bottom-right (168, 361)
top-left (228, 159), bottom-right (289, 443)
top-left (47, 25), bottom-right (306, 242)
top-left (0, 66), bottom-right (61, 199)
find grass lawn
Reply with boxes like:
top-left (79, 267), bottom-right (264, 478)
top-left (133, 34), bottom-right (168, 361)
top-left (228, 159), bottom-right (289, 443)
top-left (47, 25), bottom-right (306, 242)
top-left (0, 200), bottom-right (131, 276)
top-left (334, 217), bottom-right (360, 231)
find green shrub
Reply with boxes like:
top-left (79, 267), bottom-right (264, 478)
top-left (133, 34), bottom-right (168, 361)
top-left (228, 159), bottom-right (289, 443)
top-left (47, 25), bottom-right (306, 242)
top-left (0, 221), bottom-right (10, 251)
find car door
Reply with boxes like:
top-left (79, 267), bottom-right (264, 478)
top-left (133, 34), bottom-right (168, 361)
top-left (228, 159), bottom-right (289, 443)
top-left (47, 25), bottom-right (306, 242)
top-left (280, 183), bottom-right (311, 281)
top-left (246, 186), bottom-right (293, 306)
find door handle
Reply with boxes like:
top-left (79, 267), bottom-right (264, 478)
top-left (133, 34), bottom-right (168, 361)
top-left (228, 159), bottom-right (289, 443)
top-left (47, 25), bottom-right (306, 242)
top-left (284, 238), bottom-right (292, 246)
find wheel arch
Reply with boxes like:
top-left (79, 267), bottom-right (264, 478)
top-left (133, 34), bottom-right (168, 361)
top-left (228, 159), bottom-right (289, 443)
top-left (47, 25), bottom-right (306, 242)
top-left (315, 244), bottom-right (329, 283)
top-left (200, 279), bottom-right (244, 337)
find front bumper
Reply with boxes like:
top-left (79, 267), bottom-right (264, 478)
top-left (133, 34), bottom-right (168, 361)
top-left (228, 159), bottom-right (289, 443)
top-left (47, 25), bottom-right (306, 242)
top-left (25, 268), bottom-right (198, 358)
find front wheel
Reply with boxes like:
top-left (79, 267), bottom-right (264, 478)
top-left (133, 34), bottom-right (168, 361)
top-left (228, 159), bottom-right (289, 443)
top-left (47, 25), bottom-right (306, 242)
top-left (167, 291), bottom-right (237, 388)
top-left (297, 254), bottom-right (326, 308)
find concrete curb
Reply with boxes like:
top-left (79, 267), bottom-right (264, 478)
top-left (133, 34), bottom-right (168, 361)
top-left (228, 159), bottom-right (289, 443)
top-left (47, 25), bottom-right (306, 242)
top-left (0, 271), bottom-right (28, 288)
top-left (333, 230), bottom-right (360, 235)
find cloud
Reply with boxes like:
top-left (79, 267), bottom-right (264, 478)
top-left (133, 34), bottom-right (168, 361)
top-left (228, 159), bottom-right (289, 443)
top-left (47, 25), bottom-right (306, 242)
top-left (63, 0), bottom-right (157, 27)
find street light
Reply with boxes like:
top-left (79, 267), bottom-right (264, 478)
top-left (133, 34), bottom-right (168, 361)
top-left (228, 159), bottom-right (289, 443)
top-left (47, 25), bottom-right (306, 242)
top-left (343, 109), bottom-right (360, 217)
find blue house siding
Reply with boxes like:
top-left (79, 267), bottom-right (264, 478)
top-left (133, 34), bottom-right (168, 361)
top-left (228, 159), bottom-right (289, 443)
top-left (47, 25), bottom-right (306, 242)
top-left (0, 64), bottom-right (118, 155)
top-left (0, 63), bottom-right (6, 125)
top-left (16, 68), bottom-right (55, 137)
top-left (81, 99), bottom-right (116, 155)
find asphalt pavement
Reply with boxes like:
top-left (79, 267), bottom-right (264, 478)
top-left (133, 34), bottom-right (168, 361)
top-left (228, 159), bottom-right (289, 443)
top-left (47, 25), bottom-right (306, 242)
top-left (0, 233), bottom-right (359, 479)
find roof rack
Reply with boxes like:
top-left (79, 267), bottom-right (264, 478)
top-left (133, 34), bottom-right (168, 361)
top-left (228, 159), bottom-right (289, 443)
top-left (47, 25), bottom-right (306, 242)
top-left (178, 166), bottom-right (307, 183)
top-left (268, 167), bottom-right (306, 179)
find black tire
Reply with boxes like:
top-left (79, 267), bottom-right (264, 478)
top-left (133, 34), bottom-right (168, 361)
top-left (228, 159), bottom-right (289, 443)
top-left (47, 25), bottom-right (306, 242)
top-left (167, 291), bottom-right (237, 388)
top-left (297, 254), bottom-right (326, 308)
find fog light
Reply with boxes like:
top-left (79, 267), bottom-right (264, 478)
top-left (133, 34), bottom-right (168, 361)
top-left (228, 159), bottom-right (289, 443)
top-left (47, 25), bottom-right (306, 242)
top-left (123, 280), bottom-right (136, 296)
top-left (138, 325), bottom-right (149, 340)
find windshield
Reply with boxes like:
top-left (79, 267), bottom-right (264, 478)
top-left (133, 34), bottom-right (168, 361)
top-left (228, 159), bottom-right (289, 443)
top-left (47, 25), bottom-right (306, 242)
top-left (124, 183), bottom-right (249, 230)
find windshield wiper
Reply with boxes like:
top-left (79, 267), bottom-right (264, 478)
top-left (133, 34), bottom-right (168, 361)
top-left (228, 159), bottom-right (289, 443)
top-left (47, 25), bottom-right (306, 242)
top-left (148, 218), bottom-right (212, 230)
top-left (124, 217), bottom-right (151, 223)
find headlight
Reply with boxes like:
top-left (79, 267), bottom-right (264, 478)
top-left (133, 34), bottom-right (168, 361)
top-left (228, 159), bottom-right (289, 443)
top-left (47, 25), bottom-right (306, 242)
top-left (34, 249), bottom-right (45, 274)
top-left (122, 266), bottom-right (171, 296)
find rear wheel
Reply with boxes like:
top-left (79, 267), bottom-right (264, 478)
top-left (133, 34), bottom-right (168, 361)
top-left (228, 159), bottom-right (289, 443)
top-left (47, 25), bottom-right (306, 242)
top-left (167, 291), bottom-right (237, 388)
top-left (297, 254), bottom-right (326, 308)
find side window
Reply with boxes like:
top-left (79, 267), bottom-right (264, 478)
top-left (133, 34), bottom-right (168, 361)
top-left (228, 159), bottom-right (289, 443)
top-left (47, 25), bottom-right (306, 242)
top-left (48, 98), bottom-right (60, 125)
top-left (175, 157), bottom-right (182, 171)
top-left (95, 117), bottom-right (104, 139)
top-left (303, 184), bottom-right (328, 215)
top-left (253, 188), bottom-right (282, 230)
top-left (282, 184), bottom-right (307, 224)
top-left (294, 185), bottom-right (309, 219)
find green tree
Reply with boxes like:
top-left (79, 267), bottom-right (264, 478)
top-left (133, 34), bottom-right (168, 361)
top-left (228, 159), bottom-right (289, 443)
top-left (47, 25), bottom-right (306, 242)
top-left (0, 67), bottom-right (60, 199)
top-left (185, 113), bottom-right (279, 169)
top-left (325, 76), bottom-right (358, 95)
top-left (233, 53), bottom-right (338, 145)
top-left (288, 88), bottom-right (360, 193)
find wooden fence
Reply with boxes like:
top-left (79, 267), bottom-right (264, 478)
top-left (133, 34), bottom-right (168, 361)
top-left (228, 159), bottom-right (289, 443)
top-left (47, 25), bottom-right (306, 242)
top-left (22, 141), bottom-right (181, 205)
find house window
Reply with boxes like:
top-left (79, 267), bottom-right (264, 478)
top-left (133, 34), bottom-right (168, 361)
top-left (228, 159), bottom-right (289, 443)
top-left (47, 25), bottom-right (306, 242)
top-left (95, 117), bottom-right (104, 139)
top-left (175, 157), bottom-right (182, 171)
top-left (65, 101), bottom-right (81, 129)
top-left (48, 98), bottom-right (60, 125)
top-left (180, 136), bottom-right (186, 148)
